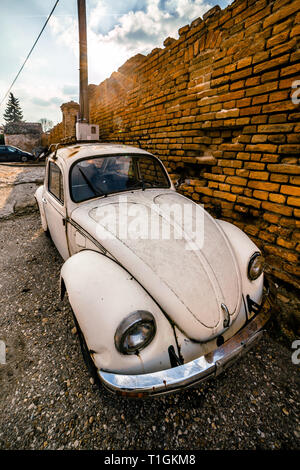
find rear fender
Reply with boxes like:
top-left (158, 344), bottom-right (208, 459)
top-left (60, 250), bottom-right (177, 374)
top-left (35, 185), bottom-right (48, 232)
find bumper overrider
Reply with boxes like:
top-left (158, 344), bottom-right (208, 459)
top-left (98, 277), bottom-right (277, 398)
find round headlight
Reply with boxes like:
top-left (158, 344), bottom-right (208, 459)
top-left (248, 252), bottom-right (264, 281)
top-left (115, 311), bottom-right (156, 355)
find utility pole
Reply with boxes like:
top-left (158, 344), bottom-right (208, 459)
top-left (77, 0), bottom-right (89, 123)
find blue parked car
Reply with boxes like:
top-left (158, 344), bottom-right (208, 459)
top-left (0, 145), bottom-right (35, 163)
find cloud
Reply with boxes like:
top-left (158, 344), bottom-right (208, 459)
top-left (31, 97), bottom-right (52, 107)
top-left (1, 0), bottom-right (232, 124)
top-left (89, 0), bottom-right (148, 35)
top-left (49, 0), bottom-right (213, 85)
top-left (62, 84), bottom-right (78, 95)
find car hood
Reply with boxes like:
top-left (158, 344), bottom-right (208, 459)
top-left (71, 190), bottom-right (242, 341)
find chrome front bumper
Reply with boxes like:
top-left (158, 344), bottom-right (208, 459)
top-left (98, 278), bottom-right (277, 398)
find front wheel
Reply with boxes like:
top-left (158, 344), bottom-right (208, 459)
top-left (21, 156), bottom-right (28, 162)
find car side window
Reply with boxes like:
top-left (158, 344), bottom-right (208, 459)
top-left (48, 162), bottom-right (64, 204)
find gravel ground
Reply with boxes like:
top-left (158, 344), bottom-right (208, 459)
top-left (0, 165), bottom-right (45, 219)
top-left (0, 212), bottom-right (299, 450)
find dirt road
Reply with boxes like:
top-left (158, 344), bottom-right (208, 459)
top-left (0, 213), bottom-right (299, 450)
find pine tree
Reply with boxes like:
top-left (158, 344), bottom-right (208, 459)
top-left (3, 93), bottom-right (23, 123)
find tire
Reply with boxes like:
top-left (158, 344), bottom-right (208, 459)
top-left (72, 312), bottom-right (99, 384)
top-left (21, 156), bottom-right (28, 162)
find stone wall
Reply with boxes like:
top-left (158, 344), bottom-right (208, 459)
top-left (49, 101), bottom-right (79, 145)
top-left (87, 0), bottom-right (300, 289)
top-left (4, 122), bottom-right (42, 153)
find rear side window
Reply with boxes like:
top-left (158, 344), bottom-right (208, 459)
top-left (48, 162), bottom-right (64, 203)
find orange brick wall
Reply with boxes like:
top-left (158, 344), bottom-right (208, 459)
top-left (49, 101), bottom-right (79, 145)
top-left (49, 122), bottom-right (64, 145)
top-left (54, 0), bottom-right (300, 288)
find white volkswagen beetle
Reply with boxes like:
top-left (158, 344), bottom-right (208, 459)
top-left (35, 143), bottom-right (276, 397)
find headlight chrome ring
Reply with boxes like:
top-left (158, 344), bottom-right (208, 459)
top-left (115, 311), bottom-right (156, 355)
top-left (248, 252), bottom-right (264, 281)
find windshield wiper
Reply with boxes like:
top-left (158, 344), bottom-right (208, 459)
top-left (130, 179), bottom-right (147, 191)
top-left (78, 167), bottom-right (105, 197)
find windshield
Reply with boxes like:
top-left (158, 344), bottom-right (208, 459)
top-left (70, 154), bottom-right (170, 203)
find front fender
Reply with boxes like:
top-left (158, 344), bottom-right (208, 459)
top-left (61, 250), bottom-right (177, 374)
top-left (217, 220), bottom-right (264, 306)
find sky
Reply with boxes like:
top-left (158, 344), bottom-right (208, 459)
top-left (0, 0), bottom-right (231, 126)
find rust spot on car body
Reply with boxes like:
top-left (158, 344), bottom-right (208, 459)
top-left (64, 146), bottom-right (81, 158)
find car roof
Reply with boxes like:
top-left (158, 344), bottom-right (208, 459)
top-left (55, 142), bottom-right (153, 165)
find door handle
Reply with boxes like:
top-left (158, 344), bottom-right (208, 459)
top-left (42, 197), bottom-right (47, 204)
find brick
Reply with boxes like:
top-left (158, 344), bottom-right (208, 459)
top-left (263, 2), bottom-right (300, 29)
top-left (266, 30), bottom-right (289, 48)
top-left (231, 185), bottom-right (244, 194)
top-left (244, 224), bottom-right (259, 236)
top-left (248, 181), bottom-right (279, 191)
top-left (251, 115), bottom-right (268, 124)
top-left (225, 176), bottom-right (247, 186)
top-left (218, 159), bottom-right (243, 168)
top-left (278, 144), bottom-right (300, 154)
top-left (290, 24), bottom-right (300, 38)
top-left (269, 193), bottom-right (286, 204)
top-left (230, 67), bottom-right (252, 81)
top-left (245, 144), bottom-right (277, 153)
top-left (249, 171), bottom-right (269, 180)
top-left (280, 63), bottom-right (300, 77)
top-left (268, 114), bottom-right (287, 123)
top-left (261, 154), bottom-right (280, 163)
top-left (270, 174), bottom-right (289, 183)
top-left (245, 76), bottom-right (260, 87)
top-left (261, 70), bottom-right (279, 83)
top-left (280, 184), bottom-right (300, 198)
top-left (257, 124), bottom-right (294, 133)
top-left (253, 54), bottom-right (290, 74)
top-left (252, 50), bottom-right (269, 65)
top-left (269, 90), bottom-right (289, 102)
top-left (280, 217), bottom-right (296, 228)
top-left (263, 213), bottom-right (280, 224)
top-left (246, 82), bottom-right (278, 97)
top-left (237, 56), bottom-right (252, 69)
top-left (267, 164), bottom-right (300, 175)
top-left (253, 190), bottom-right (269, 200)
top-left (213, 190), bottom-right (237, 202)
top-left (236, 196), bottom-right (261, 208)
top-left (264, 95), bottom-right (294, 112)
top-left (252, 134), bottom-right (268, 143)
top-left (240, 106), bottom-right (262, 116)
top-left (287, 197), bottom-right (300, 207)
top-left (290, 176), bottom-right (300, 185)
top-left (277, 238), bottom-right (296, 250)
top-left (262, 201), bottom-right (293, 216)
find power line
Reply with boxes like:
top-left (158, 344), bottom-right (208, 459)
top-left (0, 0), bottom-right (60, 108)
